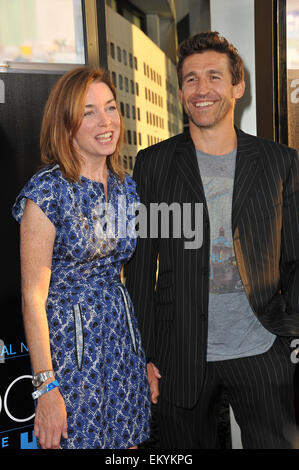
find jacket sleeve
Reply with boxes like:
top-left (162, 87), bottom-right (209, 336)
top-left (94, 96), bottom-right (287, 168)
top-left (124, 149), bottom-right (159, 360)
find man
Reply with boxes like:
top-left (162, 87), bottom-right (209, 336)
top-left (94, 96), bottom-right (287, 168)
top-left (125, 32), bottom-right (299, 449)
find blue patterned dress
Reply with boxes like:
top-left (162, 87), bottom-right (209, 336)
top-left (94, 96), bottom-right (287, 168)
top-left (12, 165), bottom-right (151, 449)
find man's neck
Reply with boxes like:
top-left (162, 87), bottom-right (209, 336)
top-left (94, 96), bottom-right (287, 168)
top-left (190, 121), bottom-right (237, 156)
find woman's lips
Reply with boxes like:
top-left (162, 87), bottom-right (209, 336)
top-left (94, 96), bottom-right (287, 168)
top-left (95, 131), bottom-right (113, 143)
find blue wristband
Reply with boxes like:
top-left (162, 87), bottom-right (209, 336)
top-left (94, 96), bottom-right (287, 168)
top-left (32, 379), bottom-right (59, 400)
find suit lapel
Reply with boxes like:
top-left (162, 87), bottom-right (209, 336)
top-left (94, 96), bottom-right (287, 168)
top-left (173, 129), bottom-right (263, 231)
top-left (232, 128), bottom-right (262, 233)
top-left (174, 131), bottom-right (207, 205)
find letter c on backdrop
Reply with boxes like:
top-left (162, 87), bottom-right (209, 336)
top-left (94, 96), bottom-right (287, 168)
top-left (1, 375), bottom-right (35, 423)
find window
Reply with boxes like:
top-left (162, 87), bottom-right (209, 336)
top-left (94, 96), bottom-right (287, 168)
top-left (137, 107), bottom-right (141, 121)
top-left (138, 132), bottom-right (142, 145)
top-left (0, 0), bottom-right (85, 66)
top-left (133, 131), bottom-right (137, 145)
top-left (130, 80), bottom-right (135, 94)
top-left (120, 102), bottom-right (125, 116)
top-left (287, 0), bottom-right (299, 151)
top-left (126, 103), bottom-right (130, 118)
top-left (110, 42), bottom-right (115, 59)
top-left (132, 105), bottom-right (136, 120)
top-left (117, 46), bottom-right (121, 62)
top-left (134, 56), bottom-right (138, 70)
top-left (129, 156), bottom-right (133, 170)
top-left (111, 71), bottom-right (117, 87)
top-left (123, 49), bottom-right (127, 65)
top-left (119, 74), bottom-right (123, 90)
top-left (129, 53), bottom-right (133, 68)
top-left (127, 130), bottom-right (132, 144)
top-left (136, 82), bottom-right (139, 96)
top-left (125, 77), bottom-right (129, 92)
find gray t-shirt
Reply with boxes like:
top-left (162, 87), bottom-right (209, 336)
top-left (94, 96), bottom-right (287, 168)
top-left (196, 148), bottom-right (276, 361)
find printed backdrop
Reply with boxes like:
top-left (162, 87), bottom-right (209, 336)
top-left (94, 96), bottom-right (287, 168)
top-left (0, 71), bottom-right (61, 449)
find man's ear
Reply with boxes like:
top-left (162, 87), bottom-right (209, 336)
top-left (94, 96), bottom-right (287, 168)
top-left (233, 79), bottom-right (245, 100)
top-left (178, 88), bottom-right (183, 104)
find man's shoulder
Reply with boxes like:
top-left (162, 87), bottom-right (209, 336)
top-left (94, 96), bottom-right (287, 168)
top-left (137, 133), bottom-right (186, 158)
top-left (237, 128), bottom-right (297, 156)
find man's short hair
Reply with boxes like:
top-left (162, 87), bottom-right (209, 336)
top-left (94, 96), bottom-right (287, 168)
top-left (177, 31), bottom-right (244, 89)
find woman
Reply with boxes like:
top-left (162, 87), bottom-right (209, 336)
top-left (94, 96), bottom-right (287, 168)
top-left (12, 67), bottom-right (151, 449)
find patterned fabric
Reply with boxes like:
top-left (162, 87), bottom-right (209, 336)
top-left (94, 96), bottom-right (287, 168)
top-left (12, 165), bottom-right (151, 449)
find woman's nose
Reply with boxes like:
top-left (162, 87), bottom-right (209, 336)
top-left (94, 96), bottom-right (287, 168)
top-left (97, 111), bottom-right (111, 127)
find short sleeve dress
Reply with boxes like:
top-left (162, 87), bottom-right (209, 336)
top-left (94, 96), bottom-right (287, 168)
top-left (12, 164), bottom-right (151, 449)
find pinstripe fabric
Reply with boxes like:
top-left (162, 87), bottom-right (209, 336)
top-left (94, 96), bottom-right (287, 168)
top-left (157, 337), bottom-right (295, 449)
top-left (220, 337), bottom-right (296, 449)
top-left (125, 128), bottom-right (299, 410)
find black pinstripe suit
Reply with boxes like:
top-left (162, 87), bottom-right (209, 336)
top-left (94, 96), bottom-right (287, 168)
top-left (125, 128), bottom-right (299, 447)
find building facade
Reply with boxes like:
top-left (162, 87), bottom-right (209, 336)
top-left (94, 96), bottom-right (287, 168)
top-left (106, 4), bottom-right (183, 173)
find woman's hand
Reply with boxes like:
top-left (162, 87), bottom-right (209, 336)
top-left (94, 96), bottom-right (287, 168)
top-left (147, 362), bottom-right (161, 404)
top-left (34, 384), bottom-right (68, 449)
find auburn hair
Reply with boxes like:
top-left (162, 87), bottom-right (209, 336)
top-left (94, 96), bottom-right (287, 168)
top-left (40, 66), bottom-right (125, 182)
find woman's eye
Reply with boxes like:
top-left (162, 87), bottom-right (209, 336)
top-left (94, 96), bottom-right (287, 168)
top-left (84, 111), bottom-right (94, 117)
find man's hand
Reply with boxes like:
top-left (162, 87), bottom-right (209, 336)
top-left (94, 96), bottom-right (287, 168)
top-left (147, 362), bottom-right (161, 404)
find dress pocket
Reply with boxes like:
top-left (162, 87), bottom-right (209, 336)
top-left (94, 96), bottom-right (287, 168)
top-left (73, 303), bottom-right (84, 371)
top-left (117, 285), bottom-right (138, 354)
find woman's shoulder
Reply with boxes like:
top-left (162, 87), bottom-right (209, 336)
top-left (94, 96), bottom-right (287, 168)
top-left (24, 164), bottom-right (75, 199)
top-left (29, 164), bottom-right (64, 187)
top-left (12, 165), bottom-right (66, 225)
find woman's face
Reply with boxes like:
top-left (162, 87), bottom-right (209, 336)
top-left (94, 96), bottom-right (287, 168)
top-left (73, 81), bottom-right (120, 163)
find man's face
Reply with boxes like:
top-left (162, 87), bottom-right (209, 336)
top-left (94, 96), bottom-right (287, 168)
top-left (178, 51), bottom-right (244, 131)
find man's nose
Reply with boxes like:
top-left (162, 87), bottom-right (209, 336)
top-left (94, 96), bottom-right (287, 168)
top-left (195, 78), bottom-right (210, 95)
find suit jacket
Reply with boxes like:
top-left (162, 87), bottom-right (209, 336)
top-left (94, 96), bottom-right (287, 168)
top-left (125, 128), bottom-right (299, 408)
